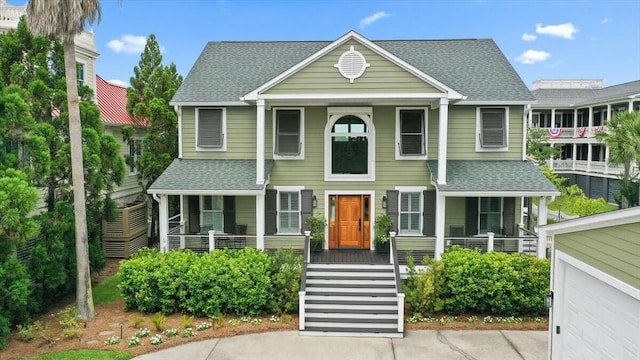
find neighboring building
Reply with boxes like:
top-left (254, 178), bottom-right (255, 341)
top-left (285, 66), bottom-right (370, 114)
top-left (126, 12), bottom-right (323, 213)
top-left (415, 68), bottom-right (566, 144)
top-left (529, 79), bottom-right (640, 203)
top-left (543, 207), bottom-right (640, 360)
top-left (96, 75), bottom-right (146, 206)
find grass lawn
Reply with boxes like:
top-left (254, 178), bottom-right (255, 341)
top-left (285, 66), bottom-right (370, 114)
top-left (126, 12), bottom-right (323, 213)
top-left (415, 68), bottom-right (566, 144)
top-left (92, 274), bottom-right (121, 305)
top-left (27, 350), bottom-right (134, 360)
top-left (547, 195), bottom-right (618, 215)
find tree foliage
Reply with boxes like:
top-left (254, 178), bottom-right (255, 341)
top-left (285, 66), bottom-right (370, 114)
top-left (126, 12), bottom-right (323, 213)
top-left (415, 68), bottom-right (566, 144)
top-left (596, 111), bottom-right (640, 207)
top-left (123, 34), bottom-right (183, 243)
top-left (526, 126), bottom-right (560, 162)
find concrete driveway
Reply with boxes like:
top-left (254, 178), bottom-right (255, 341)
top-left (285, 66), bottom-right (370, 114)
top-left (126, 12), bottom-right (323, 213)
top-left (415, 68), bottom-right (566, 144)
top-left (133, 330), bottom-right (548, 360)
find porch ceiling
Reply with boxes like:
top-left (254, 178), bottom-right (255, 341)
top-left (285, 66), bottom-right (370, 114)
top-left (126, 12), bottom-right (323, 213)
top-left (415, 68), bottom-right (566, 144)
top-left (148, 159), bottom-right (273, 195)
top-left (427, 160), bottom-right (561, 196)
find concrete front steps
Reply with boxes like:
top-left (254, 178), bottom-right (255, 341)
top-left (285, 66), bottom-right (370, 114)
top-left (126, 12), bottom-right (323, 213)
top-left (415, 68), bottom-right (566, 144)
top-left (300, 263), bottom-right (403, 338)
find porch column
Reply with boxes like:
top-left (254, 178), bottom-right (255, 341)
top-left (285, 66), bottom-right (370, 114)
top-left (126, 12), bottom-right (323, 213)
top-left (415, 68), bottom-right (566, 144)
top-left (551, 109), bottom-right (556, 129)
top-left (434, 192), bottom-right (446, 260)
top-left (256, 99), bottom-right (265, 185)
top-left (437, 98), bottom-right (449, 184)
top-left (537, 196), bottom-right (548, 258)
top-left (606, 104), bottom-right (611, 123)
top-left (572, 143), bottom-right (577, 170)
top-left (158, 194), bottom-right (169, 253)
top-left (588, 107), bottom-right (594, 136)
top-left (256, 193), bottom-right (265, 250)
top-left (628, 100), bottom-right (634, 113)
top-left (587, 144), bottom-right (593, 172)
top-left (573, 109), bottom-right (578, 136)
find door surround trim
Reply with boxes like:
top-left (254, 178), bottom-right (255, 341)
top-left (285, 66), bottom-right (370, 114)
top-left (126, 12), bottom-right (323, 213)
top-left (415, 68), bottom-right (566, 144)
top-left (323, 190), bottom-right (377, 250)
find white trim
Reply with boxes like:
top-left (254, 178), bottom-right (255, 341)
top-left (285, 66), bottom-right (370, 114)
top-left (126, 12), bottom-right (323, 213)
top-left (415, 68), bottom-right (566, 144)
top-left (176, 105), bottom-right (183, 159)
top-left (324, 190), bottom-right (376, 251)
top-left (395, 107), bottom-right (429, 160)
top-left (243, 31), bottom-right (464, 101)
top-left (274, 186), bottom-right (304, 235)
top-left (148, 189), bottom-right (265, 196)
top-left (459, 100), bottom-right (537, 105)
top-left (272, 107), bottom-right (305, 160)
top-left (170, 101), bottom-right (249, 106)
top-left (475, 106), bottom-right (509, 152)
top-left (437, 190), bottom-right (561, 197)
top-left (324, 109), bottom-right (376, 182)
top-left (542, 206), bottom-right (640, 234)
top-left (195, 107), bottom-right (227, 152)
top-left (395, 186), bottom-right (427, 236)
top-left (555, 250), bottom-right (640, 300)
top-left (257, 93), bottom-right (449, 101)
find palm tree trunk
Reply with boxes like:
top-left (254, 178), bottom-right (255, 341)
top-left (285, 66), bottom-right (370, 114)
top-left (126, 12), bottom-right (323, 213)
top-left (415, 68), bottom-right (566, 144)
top-left (64, 39), bottom-right (95, 319)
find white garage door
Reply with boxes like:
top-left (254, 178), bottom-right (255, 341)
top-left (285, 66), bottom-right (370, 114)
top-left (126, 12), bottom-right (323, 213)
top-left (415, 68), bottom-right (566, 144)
top-left (552, 252), bottom-right (640, 360)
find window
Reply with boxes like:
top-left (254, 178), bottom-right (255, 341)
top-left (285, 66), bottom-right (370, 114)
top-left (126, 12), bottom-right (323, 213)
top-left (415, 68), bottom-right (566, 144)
top-left (325, 107), bottom-right (375, 181)
top-left (278, 192), bottom-right (300, 233)
top-left (196, 108), bottom-right (226, 151)
top-left (273, 108), bottom-right (304, 159)
top-left (560, 144), bottom-right (573, 160)
top-left (532, 111), bottom-right (551, 128)
top-left (396, 108), bottom-right (427, 159)
top-left (76, 62), bottom-right (85, 87)
top-left (128, 139), bottom-right (143, 175)
top-left (576, 144), bottom-right (588, 161)
top-left (201, 196), bottom-right (224, 232)
top-left (479, 197), bottom-right (501, 234)
top-left (399, 192), bottom-right (421, 234)
top-left (476, 107), bottom-right (508, 151)
top-left (555, 111), bottom-right (574, 128)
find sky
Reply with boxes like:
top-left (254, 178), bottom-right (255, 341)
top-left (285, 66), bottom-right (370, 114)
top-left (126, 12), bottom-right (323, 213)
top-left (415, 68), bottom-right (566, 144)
top-left (10, 0), bottom-right (640, 90)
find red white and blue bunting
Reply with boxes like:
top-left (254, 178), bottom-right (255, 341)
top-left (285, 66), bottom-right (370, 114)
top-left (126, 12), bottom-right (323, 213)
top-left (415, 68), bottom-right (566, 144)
top-left (547, 128), bottom-right (562, 138)
top-left (575, 127), bottom-right (587, 137)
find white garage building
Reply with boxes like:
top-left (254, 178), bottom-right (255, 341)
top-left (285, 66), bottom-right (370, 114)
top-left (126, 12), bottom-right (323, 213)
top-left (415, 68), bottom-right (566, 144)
top-left (541, 207), bottom-right (640, 360)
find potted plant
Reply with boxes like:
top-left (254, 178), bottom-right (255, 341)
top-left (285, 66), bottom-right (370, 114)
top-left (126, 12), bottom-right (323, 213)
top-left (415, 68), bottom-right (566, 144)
top-left (374, 214), bottom-right (393, 254)
top-left (306, 214), bottom-right (327, 252)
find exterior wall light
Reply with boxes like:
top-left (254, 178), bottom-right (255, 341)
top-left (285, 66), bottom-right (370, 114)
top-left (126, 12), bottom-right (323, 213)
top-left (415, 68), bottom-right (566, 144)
top-left (382, 195), bottom-right (387, 209)
top-left (545, 290), bottom-right (554, 309)
top-left (312, 195), bottom-right (318, 208)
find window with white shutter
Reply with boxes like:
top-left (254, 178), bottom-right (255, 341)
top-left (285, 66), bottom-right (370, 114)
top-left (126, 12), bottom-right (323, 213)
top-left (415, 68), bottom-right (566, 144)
top-left (197, 108), bottom-right (226, 150)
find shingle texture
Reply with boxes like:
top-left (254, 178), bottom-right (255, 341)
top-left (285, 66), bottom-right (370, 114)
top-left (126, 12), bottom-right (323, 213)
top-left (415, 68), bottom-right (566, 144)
top-left (172, 38), bottom-right (534, 103)
top-left (427, 160), bottom-right (560, 194)
top-left (532, 80), bottom-right (640, 107)
top-left (148, 159), bottom-right (273, 192)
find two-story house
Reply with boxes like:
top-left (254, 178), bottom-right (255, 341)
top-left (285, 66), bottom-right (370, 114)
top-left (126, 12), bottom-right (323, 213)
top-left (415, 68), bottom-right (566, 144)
top-left (529, 79), bottom-right (640, 203)
top-left (150, 31), bottom-right (559, 258)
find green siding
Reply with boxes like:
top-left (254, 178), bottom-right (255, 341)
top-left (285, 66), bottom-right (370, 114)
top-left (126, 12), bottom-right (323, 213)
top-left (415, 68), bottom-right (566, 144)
top-left (555, 222), bottom-right (640, 289)
top-left (104, 125), bottom-right (144, 201)
top-left (265, 40), bottom-right (442, 95)
top-left (444, 197), bottom-right (466, 235)
top-left (396, 237), bottom-right (435, 251)
top-left (182, 107), bottom-right (257, 159)
top-left (235, 196), bottom-right (256, 234)
top-left (447, 106), bottom-right (524, 160)
top-left (265, 236), bottom-right (305, 249)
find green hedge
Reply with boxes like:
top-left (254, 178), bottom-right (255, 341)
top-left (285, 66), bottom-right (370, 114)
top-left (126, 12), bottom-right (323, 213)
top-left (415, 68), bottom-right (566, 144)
top-left (405, 248), bottom-right (550, 316)
top-left (119, 248), bottom-right (301, 316)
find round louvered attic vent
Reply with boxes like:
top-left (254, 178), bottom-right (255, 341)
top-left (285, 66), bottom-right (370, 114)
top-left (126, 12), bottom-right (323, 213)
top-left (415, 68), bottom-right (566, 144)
top-left (334, 45), bottom-right (370, 83)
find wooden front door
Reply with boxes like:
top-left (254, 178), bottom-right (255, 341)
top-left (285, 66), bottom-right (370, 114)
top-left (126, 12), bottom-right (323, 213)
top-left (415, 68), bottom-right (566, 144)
top-left (329, 195), bottom-right (370, 249)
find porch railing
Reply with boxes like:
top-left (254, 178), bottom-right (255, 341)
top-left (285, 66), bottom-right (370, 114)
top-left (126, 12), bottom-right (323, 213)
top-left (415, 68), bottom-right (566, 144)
top-left (445, 228), bottom-right (538, 256)
top-left (389, 232), bottom-right (404, 334)
top-left (167, 228), bottom-right (256, 252)
top-left (299, 231), bottom-right (311, 331)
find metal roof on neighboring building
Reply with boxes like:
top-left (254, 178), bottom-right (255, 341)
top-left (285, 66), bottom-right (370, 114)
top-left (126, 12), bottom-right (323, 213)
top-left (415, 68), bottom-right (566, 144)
top-left (96, 75), bottom-right (146, 126)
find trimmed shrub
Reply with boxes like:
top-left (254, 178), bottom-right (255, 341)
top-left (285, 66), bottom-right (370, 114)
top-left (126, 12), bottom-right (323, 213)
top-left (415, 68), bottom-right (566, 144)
top-left (439, 248), bottom-right (550, 316)
top-left (403, 254), bottom-right (444, 316)
top-left (119, 248), bottom-right (275, 316)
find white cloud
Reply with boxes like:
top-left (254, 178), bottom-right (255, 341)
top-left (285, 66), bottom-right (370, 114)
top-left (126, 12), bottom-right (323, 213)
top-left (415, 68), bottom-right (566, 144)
top-left (522, 33), bottom-right (537, 42)
top-left (107, 35), bottom-right (147, 54)
top-left (535, 23), bottom-right (578, 40)
top-left (108, 79), bottom-right (129, 87)
top-left (359, 11), bottom-right (391, 28)
top-left (516, 49), bottom-right (551, 64)
top-left (601, 17), bottom-right (611, 24)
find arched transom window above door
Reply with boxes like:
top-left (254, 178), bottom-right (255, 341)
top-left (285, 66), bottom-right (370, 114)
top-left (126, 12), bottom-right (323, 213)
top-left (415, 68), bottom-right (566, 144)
top-left (325, 107), bottom-right (375, 181)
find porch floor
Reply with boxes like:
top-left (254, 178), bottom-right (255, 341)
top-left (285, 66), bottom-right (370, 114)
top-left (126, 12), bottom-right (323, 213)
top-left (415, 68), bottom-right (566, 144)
top-left (311, 249), bottom-right (389, 264)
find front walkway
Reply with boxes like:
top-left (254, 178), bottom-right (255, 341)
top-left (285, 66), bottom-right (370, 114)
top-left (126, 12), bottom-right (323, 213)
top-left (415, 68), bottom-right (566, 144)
top-left (133, 330), bottom-right (549, 360)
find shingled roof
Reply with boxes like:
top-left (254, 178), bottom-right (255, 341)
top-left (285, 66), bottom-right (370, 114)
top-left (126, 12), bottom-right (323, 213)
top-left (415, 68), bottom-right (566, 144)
top-left (148, 159), bottom-right (274, 194)
top-left (172, 34), bottom-right (534, 104)
top-left (532, 80), bottom-right (640, 107)
top-left (427, 160), bottom-right (560, 196)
